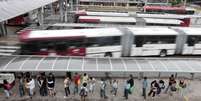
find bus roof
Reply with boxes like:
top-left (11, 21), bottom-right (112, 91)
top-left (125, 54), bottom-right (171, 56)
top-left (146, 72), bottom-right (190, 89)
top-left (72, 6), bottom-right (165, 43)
top-left (144, 18), bottom-right (182, 25)
top-left (175, 27), bottom-right (201, 35)
top-left (143, 5), bottom-right (185, 11)
top-left (128, 27), bottom-right (179, 35)
top-left (86, 11), bottom-right (129, 17)
top-left (21, 28), bottom-right (123, 41)
top-left (76, 11), bottom-right (201, 18)
top-left (78, 16), bottom-right (136, 23)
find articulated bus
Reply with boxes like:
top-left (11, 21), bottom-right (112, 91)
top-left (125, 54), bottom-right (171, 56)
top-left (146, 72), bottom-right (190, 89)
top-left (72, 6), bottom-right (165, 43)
top-left (75, 11), bottom-right (195, 27)
top-left (77, 16), bottom-right (188, 27)
top-left (19, 27), bottom-right (201, 57)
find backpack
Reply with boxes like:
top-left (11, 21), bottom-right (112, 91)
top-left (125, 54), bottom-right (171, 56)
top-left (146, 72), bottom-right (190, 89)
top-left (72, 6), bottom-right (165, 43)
top-left (80, 88), bottom-right (87, 96)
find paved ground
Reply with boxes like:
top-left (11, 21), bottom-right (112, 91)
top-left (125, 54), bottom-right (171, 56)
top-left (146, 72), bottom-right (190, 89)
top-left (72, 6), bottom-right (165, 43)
top-left (0, 78), bottom-right (201, 101)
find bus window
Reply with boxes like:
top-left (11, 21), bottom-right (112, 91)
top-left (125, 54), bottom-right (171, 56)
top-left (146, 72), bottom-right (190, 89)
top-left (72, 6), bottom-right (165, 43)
top-left (21, 42), bottom-right (39, 54)
top-left (186, 36), bottom-right (201, 46)
top-left (134, 35), bottom-right (176, 47)
top-left (55, 42), bottom-right (67, 52)
top-left (86, 36), bottom-right (121, 47)
top-left (186, 10), bottom-right (195, 15)
top-left (134, 36), bottom-right (143, 47)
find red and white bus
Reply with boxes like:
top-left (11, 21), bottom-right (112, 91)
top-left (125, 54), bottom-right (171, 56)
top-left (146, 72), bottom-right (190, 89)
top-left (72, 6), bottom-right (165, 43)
top-left (19, 27), bottom-right (201, 57)
top-left (75, 11), bottom-right (196, 27)
top-left (143, 5), bottom-right (195, 15)
top-left (78, 16), bottom-right (188, 27)
top-left (19, 28), bottom-right (123, 57)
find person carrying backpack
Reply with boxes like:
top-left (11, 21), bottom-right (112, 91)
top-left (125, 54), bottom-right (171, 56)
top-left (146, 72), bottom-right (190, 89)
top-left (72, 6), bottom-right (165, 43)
top-left (80, 82), bottom-right (88, 101)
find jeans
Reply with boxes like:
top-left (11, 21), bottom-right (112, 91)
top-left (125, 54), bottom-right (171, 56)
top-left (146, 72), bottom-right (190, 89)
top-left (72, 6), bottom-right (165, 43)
top-left (100, 89), bottom-right (106, 98)
top-left (29, 88), bottom-right (34, 96)
top-left (165, 85), bottom-right (170, 93)
top-left (111, 87), bottom-right (117, 96)
top-left (4, 90), bottom-right (10, 97)
top-left (65, 87), bottom-right (70, 96)
top-left (74, 85), bottom-right (78, 94)
top-left (142, 88), bottom-right (146, 99)
top-left (19, 85), bottom-right (24, 97)
top-left (124, 89), bottom-right (129, 99)
top-left (40, 87), bottom-right (48, 96)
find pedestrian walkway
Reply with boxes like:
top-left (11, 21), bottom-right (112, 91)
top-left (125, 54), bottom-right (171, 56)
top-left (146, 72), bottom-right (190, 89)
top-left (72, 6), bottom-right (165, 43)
top-left (1, 78), bottom-right (201, 101)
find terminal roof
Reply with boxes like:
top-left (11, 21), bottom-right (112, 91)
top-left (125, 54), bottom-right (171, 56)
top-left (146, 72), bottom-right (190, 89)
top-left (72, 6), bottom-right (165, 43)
top-left (0, 0), bottom-right (57, 22)
top-left (0, 55), bottom-right (201, 73)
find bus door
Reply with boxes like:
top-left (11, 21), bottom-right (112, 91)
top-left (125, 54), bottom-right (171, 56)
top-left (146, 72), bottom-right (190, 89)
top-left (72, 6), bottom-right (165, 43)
top-left (183, 35), bottom-right (201, 55)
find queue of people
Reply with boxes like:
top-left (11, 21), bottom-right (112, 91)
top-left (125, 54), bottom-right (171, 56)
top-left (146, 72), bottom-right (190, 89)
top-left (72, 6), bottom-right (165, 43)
top-left (1, 72), bottom-right (188, 100)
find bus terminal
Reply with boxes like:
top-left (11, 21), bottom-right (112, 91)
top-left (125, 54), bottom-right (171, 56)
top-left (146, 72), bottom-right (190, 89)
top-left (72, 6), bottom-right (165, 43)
top-left (1, 0), bottom-right (201, 101)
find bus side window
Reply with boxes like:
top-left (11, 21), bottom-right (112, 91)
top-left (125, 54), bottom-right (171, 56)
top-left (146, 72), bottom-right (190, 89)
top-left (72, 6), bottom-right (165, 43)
top-left (135, 36), bottom-right (143, 47)
top-left (86, 36), bottom-right (120, 47)
top-left (85, 37), bottom-right (99, 47)
top-left (55, 42), bottom-right (67, 51)
top-left (187, 36), bottom-right (196, 46)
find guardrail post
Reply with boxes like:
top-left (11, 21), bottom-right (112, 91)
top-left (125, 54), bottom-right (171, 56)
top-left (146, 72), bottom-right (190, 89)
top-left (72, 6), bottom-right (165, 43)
top-left (190, 73), bottom-right (194, 80)
top-left (138, 72), bottom-right (143, 80)
top-left (158, 72), bottom-right (161, 78)
top-left (175, 73), bottom-right (178, 79)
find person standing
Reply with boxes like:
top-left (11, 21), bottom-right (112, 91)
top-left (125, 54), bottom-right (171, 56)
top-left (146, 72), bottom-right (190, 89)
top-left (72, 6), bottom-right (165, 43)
top-left (73, 72), bottom-right (81, 95)
top-left (148, 80), bottom-right (157, 98)
top-left (27, 77), bottom-right (35, 99)
top-left (80, 82), bottom-right (88, 101)
top-left (3, 80), bottom-right (12, 98)
top-left (111, 79), bottom-right (118, 96)
top-left (165, 74), bottom-right (175, 93)
top-left (64, 76), bottom-right (71, 98)
top-left (142, 77), bottom-right (148, 100)
top-left (47, 73), bottom-right (55, 96)
top-left (82, 73), bottom-right (89, 84)
top-left (18, 75), bottom-right (25, 97)
top-left (124, 80), bottom-right (130, 100)
top-left (128, 74), bottom-right (134, 94)
top-left (37, 76), bottom-right (48, 96)
top-left (89, 77), bottom-right (96, 93)
top-left (100, 78), bottom-right (107, 99)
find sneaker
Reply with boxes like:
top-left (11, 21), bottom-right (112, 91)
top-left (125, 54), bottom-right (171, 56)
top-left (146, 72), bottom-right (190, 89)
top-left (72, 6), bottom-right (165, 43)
top-left (64, 96), bottom-right (67, 98)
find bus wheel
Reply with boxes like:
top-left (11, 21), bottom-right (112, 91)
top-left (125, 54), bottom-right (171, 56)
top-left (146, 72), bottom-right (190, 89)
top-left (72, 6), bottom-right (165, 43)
top-left (104, 52), bottom-right (113, 57)
top-left (160, 50), bottom-right (167, 57)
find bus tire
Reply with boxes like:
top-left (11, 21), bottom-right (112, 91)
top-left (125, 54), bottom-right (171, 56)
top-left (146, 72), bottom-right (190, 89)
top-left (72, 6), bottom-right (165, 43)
top-left (160, 50), bottom-right (167, 57)
top-left (104, 52), bottom-right (113, 57)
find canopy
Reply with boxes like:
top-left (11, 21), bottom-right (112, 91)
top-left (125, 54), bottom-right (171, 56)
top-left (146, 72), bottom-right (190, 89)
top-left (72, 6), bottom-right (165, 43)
top-left (0, 0), bottom-right (58, 22)
top-left (0, 55), bottom-right (200, 73)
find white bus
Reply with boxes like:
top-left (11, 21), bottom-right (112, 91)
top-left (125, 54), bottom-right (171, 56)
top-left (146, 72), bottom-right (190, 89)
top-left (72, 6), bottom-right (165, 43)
top-left (78, 16), bottom-right (186, 27)
top-left (175, 27), bottom-right (201, 55)
top-left (19, 27), bottom-right (201, 57)
top-left (129, 27), bottom-right (178, 56)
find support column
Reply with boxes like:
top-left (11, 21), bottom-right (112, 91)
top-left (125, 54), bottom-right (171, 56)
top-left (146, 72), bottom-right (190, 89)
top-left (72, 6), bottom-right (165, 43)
top-left (76, 0), bottom-right (79, 11)
top-left (0, 22), bottom-right (4, 37)
top-left (70, 0), bottom-right (73, 11)
top-left (37, 7), bottom-right (44, 27)
top-left (0, 22), bottom-right (7, 37)
top-left (64, 0), bottom-right (69, 22)
top-left (50, 3), bottom-right (55, 15)
top-left (59, 0), bottom-right (64, 22)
